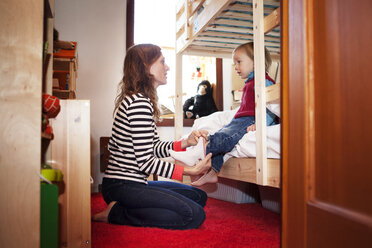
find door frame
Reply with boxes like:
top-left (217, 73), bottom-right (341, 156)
top-left (281, 0), bottom-right (308, 246)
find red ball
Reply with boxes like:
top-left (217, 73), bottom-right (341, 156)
top-left (43, 94), bottom-right (61, 118)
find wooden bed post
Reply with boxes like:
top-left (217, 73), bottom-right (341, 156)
top-left (253, 0), bottom-right (268, 185)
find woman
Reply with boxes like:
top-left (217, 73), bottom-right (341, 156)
top-left (93, 44), bottom-right (212, 230)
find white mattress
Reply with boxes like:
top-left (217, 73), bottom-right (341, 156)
top-left (190, 105), bottom-right (280, 161)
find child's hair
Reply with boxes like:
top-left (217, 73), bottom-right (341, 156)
top-left (114, 43), bottom-right (161, 120)
top-left (233, 42), bottom-right (272, 72)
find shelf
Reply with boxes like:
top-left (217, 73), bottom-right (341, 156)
top-left (53, 89), bottom-right (76, 99)
top-left (52, 43), bottom-right (78, 99)
top-left (53, 41), bottom-right (78, 59)
top-left (54, 58), bottom-right (77, 72)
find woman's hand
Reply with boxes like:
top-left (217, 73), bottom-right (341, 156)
top-left (183, 153), bottom-right (212, 176)
top-left (182, 129), bottom-right (209, 149)
top-left (246, 124), bottom-right (256, 133)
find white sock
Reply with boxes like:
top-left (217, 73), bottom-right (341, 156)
top-left (169, 137), bottom-right (205, 166)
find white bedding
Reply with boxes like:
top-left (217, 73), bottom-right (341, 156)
top-left (190, 106), bottom-right (281, 161)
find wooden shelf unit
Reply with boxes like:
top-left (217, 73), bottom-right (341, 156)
top-left (50, 100), bottom-right (91, 248)
top-left (53, 42), bottom-right (78, 99)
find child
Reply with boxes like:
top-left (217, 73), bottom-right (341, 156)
top-left (169, 42), bottom-right (278, 186)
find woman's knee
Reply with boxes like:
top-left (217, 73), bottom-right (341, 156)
top-left (184, 205), bottom-right (206, 229)
top-left (197, 189), bottom-right (208, 207)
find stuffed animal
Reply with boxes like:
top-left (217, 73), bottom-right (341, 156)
top-left (183, 80), bottom-right (218, 119)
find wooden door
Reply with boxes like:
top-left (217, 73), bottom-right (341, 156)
top-left (282, 0), bottom-right (372, 247)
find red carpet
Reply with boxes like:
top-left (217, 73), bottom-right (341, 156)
top-left (91, 193), bottom-right (280, 248)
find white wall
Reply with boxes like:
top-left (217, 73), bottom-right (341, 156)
top-left (157, 126), bottom-right (192, 141)
top-left (223, 58), bottom-right (233, 110)
top-left (54, 0), bottom-right (126, 192)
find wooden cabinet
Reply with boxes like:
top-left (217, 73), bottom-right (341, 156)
top-left (50, 100), bottom-right (91, 248)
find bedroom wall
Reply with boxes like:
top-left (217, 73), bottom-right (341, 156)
top-left (54, 0), bottom-right (127, 192)
top-left (223, 58), bottom-right (234, 110)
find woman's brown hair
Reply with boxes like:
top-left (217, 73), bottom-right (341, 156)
top-left (233, 42), bottom-right (272, 72)
top-left (114, 44), bottom-right (162, 120)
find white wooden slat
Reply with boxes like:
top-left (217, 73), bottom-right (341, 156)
top-left (221, 10), bottom-right (253, 20)
top-left (253, 0), bottom-right (268, 186)
top-left (227, 2), bottom-right (277, 14)
top-left (213, 16), bottom-right (281, 34)
top-left (176, 0), bottom-right (234, 54)
top-left (264, 7), bottom-right (280, 33)
top-left (214, 18), bottom-right (255, 29)
top-left (191, 40), bottom-right (238, 49)
top-left (205, 25), bottom-right (280, 38)
top-left (176, 9), bottom-right (187, 35)
top-left (176, 0), bottom-right (185, 14)
top-left (184, 46), bottom-right (234, 58)
top-left (195, 36), bottom-right (280, 49)
top-left (201, 30), bottom-right (280, 42)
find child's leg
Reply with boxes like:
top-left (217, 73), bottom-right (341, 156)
top-left (191, 169), bottom-right (218, 187)
top-left (169, 137), bottom-right (206, 166)
top-left (206, 116), bottom-right (255, 156)
top-left (192, 117), bottom-right (254, 187)
top-left (170, 117), bottom-right (253, 172)
top-left (191, 154), bottom-right (223, 186)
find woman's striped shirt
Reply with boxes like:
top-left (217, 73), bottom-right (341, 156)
top-left (104, 93), bottom-right (179, 184)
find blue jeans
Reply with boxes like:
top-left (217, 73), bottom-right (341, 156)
top-left (101, 178), bottom-right (207, 230)
top-left (206, 116), bottom-right (255, 172)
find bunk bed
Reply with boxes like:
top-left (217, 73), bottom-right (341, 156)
top-left (175, 0), bottom-right (281, 188)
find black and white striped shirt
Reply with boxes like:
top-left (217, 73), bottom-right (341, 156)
top-left (104, 93), bottom-right (176, 184)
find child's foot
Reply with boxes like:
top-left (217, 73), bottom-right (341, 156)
top-left (191, 169), bottom-right (218, 187)
top-left (169, 137), bottom-right (206, 166)
top-left (92, 201), bottom-right (117, 223)
top-left (190, 174), bottom-right (203, 183)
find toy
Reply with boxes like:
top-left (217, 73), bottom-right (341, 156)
top-left (41, 93), bottom-right (60, 139)
top-left (43, 93), bottom-right (60, 118)
top-left (183, 80), bottom-right (218, 119)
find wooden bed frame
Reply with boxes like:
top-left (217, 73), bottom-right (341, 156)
top-left (174, 0), bottom-right (281, 188)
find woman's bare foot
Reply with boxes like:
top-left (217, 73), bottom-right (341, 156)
top-left (191, 169), bottom-right (218, 187)
top-left (92, 201), bottom-right (117, 223)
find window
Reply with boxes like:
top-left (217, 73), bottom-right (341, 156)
top-left (134, 0), bottom-right (217, 119)
top-left (134, 0), bottom-right (176, 113)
